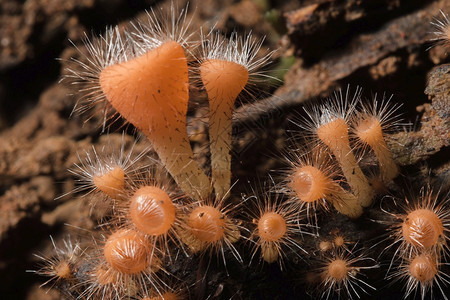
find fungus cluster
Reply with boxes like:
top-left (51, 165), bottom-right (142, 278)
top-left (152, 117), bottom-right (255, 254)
top-left (31, 4), bottom-right (450, 300)
top-left (384, 188), bottom-right (450, 300)
top-left (288, 88), bottom-right (402, 220)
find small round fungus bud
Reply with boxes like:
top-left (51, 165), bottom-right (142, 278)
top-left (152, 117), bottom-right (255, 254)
top-left (68, 135), bottom-right (149, 204)
top-left (248, 193), bottom-right (306, 266)
top-left (383, 186), bottom-right (450, 277)
top-left (409, 254), bottom-right (438, 284)
top-left (334, 236), bottom-right (345, 248)
top-left (314, 246), bottom-right (378, 299)
top-left (103, 229), bottom-right (152, 274)
top-left (93, 167), bottom-right (125, 198)
top-left (188, 206), bottom-right (225, 242)
top-left (402, 208), bottom-right (444, 249)
top-left (178, 198), bottom-right (242, 264)
top-left (327, 259), bottom-right (348, 281)
top-left (258, 212), bottom-right (287, 242)
top-left (129, 186), bottom-right (176, 236)
top-left (319, 241), bottom-right (332, 252)
top-left (30, 237), bottom-right (82, 288)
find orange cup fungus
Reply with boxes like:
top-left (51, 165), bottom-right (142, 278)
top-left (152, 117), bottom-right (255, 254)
top-left (285, 149), bottom-right (363, 219)
top-left (402, 208), bottom-right (444, 250)
top-left (248, 194), bottom-right (306, 266)
top-left (316, 247), bottom-right (378, 299)
top-left (99, 40), bottom-right (210, 200)
top-left (389, 251), bottom-right (449, 300)
top-left (103, 229), bottom-right (153, 275)
top-left (408, 253), bottom-right (438, 284)
top-left (199, 32), bottom-right (272, 199)
top-left (93, 167), bottom-right (125, 198)
top-left (352, 95), bottom-right (401, 182)
top-left (178, 200), bottom-right (241, 263)
top-left (129, 186), bottom-right (176, 236)
top-left (200, 58), bottom-right (248, 199)
top-left (188, 205), bottom-right (226, 243)
top-left (299, 88), bottom-right (374, 208)
top-left (316, 117), bottom-right (373, 208)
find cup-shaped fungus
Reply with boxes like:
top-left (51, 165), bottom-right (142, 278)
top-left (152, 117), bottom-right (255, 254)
top-left (383, 187), bottom-right (449, 265)
top-left (352, 94), bottom-right (402, 182)
top-left (387, 252), bottom-right (450, 300)
top-left (99, 40), bottom-right (210, 200)
top-left (103, 229), bottom-right (154, 275)
top-left (199, 32), bottom-right (273, 199)
top-left (68, 9), bottom-right (211, 200)
top-left (315, 246), bottom-right (378, 299)
top-left (177, 198), bottom-right (242, 264)
top-left (69, 134), bottom-right (149, 201)
top-left (84, 228), bottom-right (162, 299)
top-left (248, 194), bottom-right (306, 267)
top-left (283, 148), bottom-right (363, 220)
top-left (300, 87), bottom-right (374, 207)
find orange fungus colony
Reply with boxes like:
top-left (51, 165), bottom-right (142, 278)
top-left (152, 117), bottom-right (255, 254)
top-left (31, 4), bottom-right (450, 300)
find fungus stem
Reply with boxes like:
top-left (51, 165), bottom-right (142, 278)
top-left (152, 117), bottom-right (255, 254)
top-left (316, 118), bottom-right (374, 207)
top-left (200, 59), bottom-right (249, 199)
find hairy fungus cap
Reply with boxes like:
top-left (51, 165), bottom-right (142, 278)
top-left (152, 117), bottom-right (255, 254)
top-left (129, 186), bottom-right (176, 236)
top-left (200, 59), bottom-right (249, 106)
top-left (354, 116), bottom-right (384, 146)
top-left (199, 31), bottom-right (272, 199)
top-left (316, 118), bottom-right (349, 151)
top-left (327, 259), bottom-right (348, 282)
top-left (258, 212), bottom-right (287, 242)
top-left (353, 102), bottom-right (400, 182)
top-left (409, 254), bottom-right (437, 283)
top-left (402, 209), bottom-right (444, 249)
top-left (188, 206), bottom-right (225, 242)
top-left (319, 241), bottom-right (332, 252)
top-left (99, 41), bottom-right (188, 127)
top-left (99, 39), bottom-right (210, 200)
top-left (103, 229), bottom-right (152, 275)
top-left (200, 59), bottom-right (248, 199)
top-left (93, 167), bottom-right (125, 198)
top-left (290, 165), bottom-right (330, 203)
